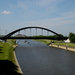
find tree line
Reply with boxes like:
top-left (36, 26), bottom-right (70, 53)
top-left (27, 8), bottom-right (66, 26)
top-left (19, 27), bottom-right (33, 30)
top-left (32, 32), bottom-right (75, 43)
top-left (32, 34), bottom-right (67, 41)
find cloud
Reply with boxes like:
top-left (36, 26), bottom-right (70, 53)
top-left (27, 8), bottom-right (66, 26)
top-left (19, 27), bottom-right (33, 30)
top-left (0, 10), bottom-right (12, 14)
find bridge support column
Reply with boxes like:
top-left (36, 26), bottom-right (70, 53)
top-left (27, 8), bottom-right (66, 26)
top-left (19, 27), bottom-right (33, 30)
top-left (41, 29), bottom-right (43, 35)
top-left (30, 28), bottom-right (31, 36)
top-left (47, 31), bottom-right (49, 36)
top-left (36, 28), bottom-right (37, 36)
top-left (24, 30), bottom-right (26, 36)
top-left (18, 31), bottom-right (20, 34)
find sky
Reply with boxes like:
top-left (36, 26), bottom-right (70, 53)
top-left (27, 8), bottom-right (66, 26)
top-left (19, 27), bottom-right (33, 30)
top-left (0, 0), bottom-right (75, 36)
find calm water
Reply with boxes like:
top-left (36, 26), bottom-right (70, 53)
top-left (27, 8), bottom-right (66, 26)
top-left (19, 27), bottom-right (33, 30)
top-left (15, 40), bottom-right (75, 75)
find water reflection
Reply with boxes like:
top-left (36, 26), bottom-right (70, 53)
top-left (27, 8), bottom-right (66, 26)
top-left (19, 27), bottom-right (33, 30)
top-left (16, 39), bottom-right (47, 47)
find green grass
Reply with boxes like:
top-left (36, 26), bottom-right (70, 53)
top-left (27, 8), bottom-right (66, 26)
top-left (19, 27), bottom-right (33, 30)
top-left (34, 39), bottom-right (75, 48)
top-left (54, 42), bottom-right (75, 48)
top-left (0, 40), bottom-right (16, 61)
top-left (0, 40), bottom-right (22, 75)
top-left (33, 39), bottom-right (52, 45)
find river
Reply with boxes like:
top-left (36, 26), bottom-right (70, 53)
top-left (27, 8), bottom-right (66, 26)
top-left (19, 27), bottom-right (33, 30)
top-left (15, 40), bottom-right (75, 75)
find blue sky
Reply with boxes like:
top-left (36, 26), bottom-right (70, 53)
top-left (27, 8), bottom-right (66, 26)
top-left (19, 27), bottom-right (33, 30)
top-left (0, 0), bottom-right (75, 36)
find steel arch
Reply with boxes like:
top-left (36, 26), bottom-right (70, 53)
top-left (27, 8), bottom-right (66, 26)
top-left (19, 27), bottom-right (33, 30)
top-left (3, 26), bottom-right (64, 40)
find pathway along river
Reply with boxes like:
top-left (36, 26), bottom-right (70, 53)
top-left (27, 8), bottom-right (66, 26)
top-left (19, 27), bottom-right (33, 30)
top-left (15, 40), bottom-right (75, 75)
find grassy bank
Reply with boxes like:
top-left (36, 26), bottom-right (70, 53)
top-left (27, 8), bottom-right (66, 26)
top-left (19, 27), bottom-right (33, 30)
top-left (33, 39), bottom-right (51, 45)
top-left (0, 40), bottom-right (14, 60)
top-left (53, 42), bottom-right (75, 48)
top-left (0, 40), bottom-right (22, 75)
top-left (34, 39), bottom-right (75, 48)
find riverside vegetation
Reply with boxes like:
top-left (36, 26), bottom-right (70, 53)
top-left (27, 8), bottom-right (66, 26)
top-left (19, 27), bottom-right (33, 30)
top-left (0, 40), bottom-right (22, 75)
top-left (34, 39), bottom-right (75, 48)
top-left (33, 33), bottom-right (75, 48)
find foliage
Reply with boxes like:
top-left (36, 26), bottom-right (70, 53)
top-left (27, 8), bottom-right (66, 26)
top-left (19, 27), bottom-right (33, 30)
top-left (69, 32), bottom-right (75, 43)
top-left (32, 34), bottom-right (65, 40)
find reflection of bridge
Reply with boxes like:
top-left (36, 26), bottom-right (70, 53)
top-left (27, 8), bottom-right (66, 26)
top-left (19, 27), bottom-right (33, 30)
top-left (0, 26), bottom-right (65, 40)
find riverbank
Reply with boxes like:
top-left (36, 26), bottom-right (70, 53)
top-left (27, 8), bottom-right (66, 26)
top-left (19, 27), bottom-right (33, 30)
top-left (13, 45), bottom-right (23, 75)
top-left (34, 39), bottom-right (75, 52)
top-left (49, 44), bottom-right (75, 52)
top-left (0, 40), bottom-right (23, 75)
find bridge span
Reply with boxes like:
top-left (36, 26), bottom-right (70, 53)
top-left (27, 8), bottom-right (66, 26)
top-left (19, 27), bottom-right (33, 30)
top-left (0, 26), bottom-right (65, 41)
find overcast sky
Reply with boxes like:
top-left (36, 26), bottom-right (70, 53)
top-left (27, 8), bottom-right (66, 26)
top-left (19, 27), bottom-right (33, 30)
top-left (0, 0), bottom-right (75, 36)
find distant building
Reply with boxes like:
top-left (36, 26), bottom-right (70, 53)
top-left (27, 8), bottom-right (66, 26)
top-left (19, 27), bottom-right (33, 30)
top-left (15, 34), bottom-right (25, 37)
top-left (64, 39), bottom-right (70, 43)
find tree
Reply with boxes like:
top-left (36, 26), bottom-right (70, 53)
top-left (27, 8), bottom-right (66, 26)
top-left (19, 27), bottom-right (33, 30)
top-left (69, 32), bottom-right (75, 43)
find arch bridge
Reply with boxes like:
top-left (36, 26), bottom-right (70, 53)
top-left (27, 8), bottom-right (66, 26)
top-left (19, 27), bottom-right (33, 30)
top-left (0, 26), bottom-right (65, 40)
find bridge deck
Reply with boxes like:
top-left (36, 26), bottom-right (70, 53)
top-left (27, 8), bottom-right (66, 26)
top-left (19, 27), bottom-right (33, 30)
top-left (0, 37), bottom-right (57, 40)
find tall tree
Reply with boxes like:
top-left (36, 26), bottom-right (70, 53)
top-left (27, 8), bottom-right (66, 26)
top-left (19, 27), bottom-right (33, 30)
top-left (69, 32), bottom-right (75, 43)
